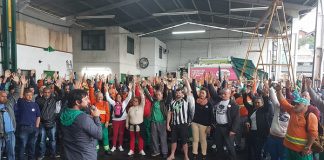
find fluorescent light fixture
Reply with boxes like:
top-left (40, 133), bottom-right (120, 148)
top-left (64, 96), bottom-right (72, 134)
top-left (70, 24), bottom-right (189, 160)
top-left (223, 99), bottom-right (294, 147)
top-left (153, 11), bottom-right (198, 16)
top-left (230, 6), bottom-right (282, 12)
top-left (76, 15), bottom-right (115, 19)
top-left (172, 30), bottom-right (206, 34)
top-left (139, 22), bottom-right (189, 36)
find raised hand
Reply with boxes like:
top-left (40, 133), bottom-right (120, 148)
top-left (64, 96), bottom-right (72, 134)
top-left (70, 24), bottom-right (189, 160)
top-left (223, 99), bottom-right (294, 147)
top-left (128, 82), bottom-right (133, 90)
top-left (89, 80), bottom-right (95, 88)
top-left (13, 74), bottom-right (19, 83)
top-left (20, 75), bottom-right (27, 85)
top-left (4, 70), bottom-right (11, 78)
top-left (286, 80), bottom-right (291, 89)
top-left (17, 68), bottom-right (21, 75)
top-left (73, 80), bottom-right (81, 89)
top-left (55, 79), bottom-right (62, 89)
top-left (31, 69), bottom-right (36, 76)
top-left (104, 83), bottom-right (109, 93)
top-left (53, 71), bottom-right (58, 80)
top-left (41, 73), bottom-right (46, 80)
top-left (46, 76), bottom-right (52, 84)
top-left (305, 78), bottom-right (312, 88)
top-left (275, 83), bottom-right (282, 92)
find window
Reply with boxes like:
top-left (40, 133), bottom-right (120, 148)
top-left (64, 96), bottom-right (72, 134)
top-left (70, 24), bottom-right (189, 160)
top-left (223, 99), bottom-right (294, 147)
top-left (127, 36), bottom-right (134, 55)
top-left (81, 30), bottom-right (105, 50)
top-left (159, 70), bottom-right (162, 76)
top-left (159, 46), bottom-right (163, 59)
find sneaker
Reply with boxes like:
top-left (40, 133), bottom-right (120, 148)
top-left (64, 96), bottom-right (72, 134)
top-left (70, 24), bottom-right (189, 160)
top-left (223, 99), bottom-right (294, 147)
top-left (118, 146), bottom-right (124, 152)
top-left (111, 146), bottom-right (116, 152)
top-left (139, 150), bottom-right (146, 156)
top-left (128, 150), bottom-right (134, 156)
top-left (151, 152), bottom-right (160, 157)
top-left (162, 154), bottom-right (168, 159)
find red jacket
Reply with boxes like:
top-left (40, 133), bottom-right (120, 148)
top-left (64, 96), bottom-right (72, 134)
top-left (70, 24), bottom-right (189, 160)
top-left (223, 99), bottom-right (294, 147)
top-left (135, 85), bottom-right (153, 118)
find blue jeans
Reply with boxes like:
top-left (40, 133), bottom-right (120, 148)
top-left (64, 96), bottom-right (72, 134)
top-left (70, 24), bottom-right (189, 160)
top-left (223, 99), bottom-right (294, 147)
top-left (17, 125), bottom-right (38, 160)
top-left (265, 135), bottom-right (287, 160)
top-left (0, 131), bottom-right (15, 160)
top-left (39, 124), bottom-right (56, 157)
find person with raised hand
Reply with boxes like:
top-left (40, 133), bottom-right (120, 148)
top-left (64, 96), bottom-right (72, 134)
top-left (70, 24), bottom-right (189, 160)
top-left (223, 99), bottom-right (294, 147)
top-left (126, 86), bottom-right (146, 156)
top-left (16, 75), bottom-right (41, 160)
top-left (190, 74), bottom-right (213, 160)
top-left (167, 76), bottom-right (195, 160)
top-left (243, 80), bottom-right (273, 160)
top-left (104, 81), bottom-right (133, 152)
top-left (208, 73), bottom-right (240, 160)
top-left (145, 78), bottom-right (172, 159)
top-left (275, 83), bottom-right (317, 160)
top-left (265, 80), bottom-right (290, 160)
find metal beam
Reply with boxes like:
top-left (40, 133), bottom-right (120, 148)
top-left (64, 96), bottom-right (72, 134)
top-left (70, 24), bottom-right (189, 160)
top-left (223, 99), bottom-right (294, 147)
top-left (118, 7), bottom-right (152, 31)
top-left (172, 0), bottom-right (187, 20)
top-left (75, 0), bottom-right (141, 16)
top-left (176, 0), bottom-right (191, 20)
top-left (226, 0), bottom-right (313, 11)
top-left (136, 2), bottom-right (164, 26)
top-left (153, 0), bottom-right (176, 23)
top-left (191, 0), bottom-right (202, 22)
top-left (121, 10), bottom-right (260, 27)
top-left (199, 10), bottom-right (260, 22)
top-left (207, 0), bottom-right (214, 23)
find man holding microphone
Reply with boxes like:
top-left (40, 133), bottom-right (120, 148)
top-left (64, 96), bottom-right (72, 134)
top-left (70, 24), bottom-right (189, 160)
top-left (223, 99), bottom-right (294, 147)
top-left (60, 89), bottom-right (102, 160)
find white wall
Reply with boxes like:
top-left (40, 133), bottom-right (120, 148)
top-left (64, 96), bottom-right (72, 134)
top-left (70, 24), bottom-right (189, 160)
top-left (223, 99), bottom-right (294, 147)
top-left (119, 27), bottom-right (141, 75)
top-left (154, 38), bottom-right (167, 74)
top-left (73, 26), bottom-right (142, 77)
top-left (166, 38), bottom-right (269, 72)
top-left (140, 37), bottom-right (167, 77)
top-left (16, 45), bottom-right (73, 79)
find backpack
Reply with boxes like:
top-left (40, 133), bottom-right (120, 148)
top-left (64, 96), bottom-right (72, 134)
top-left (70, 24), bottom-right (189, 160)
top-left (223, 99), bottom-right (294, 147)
top-left (113, 102), bottom-right (125, 118)
top-left (305, 110), bottom-right (324, 153)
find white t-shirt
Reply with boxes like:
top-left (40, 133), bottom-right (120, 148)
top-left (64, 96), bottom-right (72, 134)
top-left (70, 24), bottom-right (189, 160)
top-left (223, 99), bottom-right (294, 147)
top-left (250, 111), bottom-right (257, 130)
top-left (216, 100), bottom-right (230, 124)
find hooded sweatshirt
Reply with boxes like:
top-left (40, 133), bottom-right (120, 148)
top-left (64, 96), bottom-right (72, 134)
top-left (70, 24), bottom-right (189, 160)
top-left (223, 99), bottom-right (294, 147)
top-left (60, 108), bottom-right (102, 160)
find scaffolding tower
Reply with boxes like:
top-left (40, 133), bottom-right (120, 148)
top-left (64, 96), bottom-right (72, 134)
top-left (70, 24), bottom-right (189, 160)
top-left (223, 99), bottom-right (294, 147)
top-left (240, 0), bottom-right (295, 87)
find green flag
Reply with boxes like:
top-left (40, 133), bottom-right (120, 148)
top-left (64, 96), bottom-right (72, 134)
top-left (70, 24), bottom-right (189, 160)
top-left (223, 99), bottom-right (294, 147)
top-left (43, 46), bottom-right (55, 52)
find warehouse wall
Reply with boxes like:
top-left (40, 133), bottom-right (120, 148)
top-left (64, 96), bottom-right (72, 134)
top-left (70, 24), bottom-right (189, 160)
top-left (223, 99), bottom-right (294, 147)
top-left (140, 37), bottom-right (167, 77)
top-left (0, 7), bottom-right (73, 79)
top-left (165, 38), bottom-right (270, 72)
top-left (72, 26), bottom-right (141, 78)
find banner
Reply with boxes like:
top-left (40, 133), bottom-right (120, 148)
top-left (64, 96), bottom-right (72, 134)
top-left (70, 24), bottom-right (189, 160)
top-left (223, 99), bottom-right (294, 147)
top-left (190, 67), bottom-right (238, 80)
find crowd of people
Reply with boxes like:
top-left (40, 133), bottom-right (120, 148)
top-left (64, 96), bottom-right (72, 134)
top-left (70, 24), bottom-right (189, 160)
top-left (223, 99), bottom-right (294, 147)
top-left (0, 68), bottom-right (323, 160)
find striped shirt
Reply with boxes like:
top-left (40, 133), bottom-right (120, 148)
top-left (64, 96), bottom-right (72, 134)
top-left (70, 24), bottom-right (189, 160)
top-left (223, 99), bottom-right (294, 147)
top-left (169, 95), bottom-right (195, 125)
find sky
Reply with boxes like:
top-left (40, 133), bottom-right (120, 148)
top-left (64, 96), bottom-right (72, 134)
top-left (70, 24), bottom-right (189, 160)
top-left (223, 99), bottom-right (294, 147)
top-left (300, 8), bottom-right (317, 33)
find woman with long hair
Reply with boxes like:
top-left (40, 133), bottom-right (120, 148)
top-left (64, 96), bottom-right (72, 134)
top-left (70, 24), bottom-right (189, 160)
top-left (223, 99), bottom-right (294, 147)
top-left (191, 79), bottom-right (213, 160)
top-left (104, 82), bottom-right (133, 152)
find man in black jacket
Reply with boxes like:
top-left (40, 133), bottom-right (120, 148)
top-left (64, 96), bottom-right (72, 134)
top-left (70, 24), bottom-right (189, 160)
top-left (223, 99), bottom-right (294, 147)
top-left (209, 85), bottom-right (240, 160)
top-left (36, 85), bottom-right (62, 159)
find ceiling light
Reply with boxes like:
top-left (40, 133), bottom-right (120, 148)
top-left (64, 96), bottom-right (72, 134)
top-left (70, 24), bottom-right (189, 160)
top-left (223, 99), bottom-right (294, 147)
top-left (153, 11), bottom-right (198, 16)
top-left (76, 15), bottom-right (115, 19)
top-left (230, 6), bottom-right (282, 12)
top-left (172, 30), bottom-right (206, 34)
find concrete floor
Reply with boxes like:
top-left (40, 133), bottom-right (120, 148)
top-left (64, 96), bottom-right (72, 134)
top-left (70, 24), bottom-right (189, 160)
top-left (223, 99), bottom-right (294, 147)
top-left (96, 147), bottom-right (248, 160)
